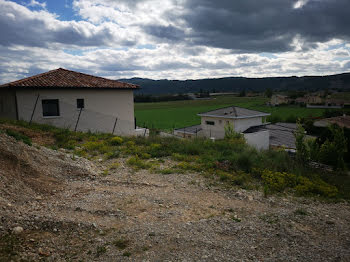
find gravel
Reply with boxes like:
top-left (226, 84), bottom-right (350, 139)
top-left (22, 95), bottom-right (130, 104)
top-left (0, 133), bottom-right (349, 261)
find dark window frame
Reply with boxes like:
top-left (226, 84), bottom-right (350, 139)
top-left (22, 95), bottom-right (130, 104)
top-left (77, 98), bottom-right (85, 109)
top-left (42, 99), bottom-right (60, 117)
top-left (206, 120), bottom-right (215, 126)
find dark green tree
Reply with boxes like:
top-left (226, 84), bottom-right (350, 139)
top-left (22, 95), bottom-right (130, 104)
top-left (265, 88), bottom-right (273, 98)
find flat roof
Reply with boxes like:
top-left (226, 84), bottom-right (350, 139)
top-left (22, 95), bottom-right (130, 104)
top-left (198, 106), bottom-right (270, 119)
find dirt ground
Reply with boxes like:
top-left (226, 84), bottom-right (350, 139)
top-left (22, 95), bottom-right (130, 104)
top-left (0, 133), bottom-right (350, 261)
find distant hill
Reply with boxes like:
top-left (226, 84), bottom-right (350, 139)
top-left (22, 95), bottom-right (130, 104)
top-left (120, 72), bottom-right (350, 95)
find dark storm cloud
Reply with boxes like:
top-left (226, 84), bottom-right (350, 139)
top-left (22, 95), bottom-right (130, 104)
top-left (162, 0), bottom-right (350, 53)
top-left (143, 25), bottom-right (185, 41)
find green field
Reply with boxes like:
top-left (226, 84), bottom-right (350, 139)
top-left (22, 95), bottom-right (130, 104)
top-left (134, 95), bottom-right (338, 130)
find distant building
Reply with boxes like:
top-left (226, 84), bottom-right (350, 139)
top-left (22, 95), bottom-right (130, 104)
top-left (295, 97), bottom-right (307, 105)
top-left (174, 106), bottom-right (271, 150)
top-left (270, 94), bottom-right (290, 106)
top-left (306, 95), bottom-right (323, 105)
top-left (314, 115), bottom-right (350, 129)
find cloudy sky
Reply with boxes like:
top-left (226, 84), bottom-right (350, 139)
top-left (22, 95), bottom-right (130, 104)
top-left (1, 0), bottom-right (350, 83)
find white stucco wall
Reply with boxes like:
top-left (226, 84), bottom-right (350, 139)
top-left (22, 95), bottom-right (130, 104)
top-left (200, 116), bottom-right (233, 139)
top-left (244, 130), bottom-right (270, 150)
top-left (16, 89), bottom-right (136, 135)
top-left (200, 116), bottom-right (263, 139)
top-left (234, 117), bottom-right (263, 133)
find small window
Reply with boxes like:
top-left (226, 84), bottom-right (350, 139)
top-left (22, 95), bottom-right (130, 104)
top-left (206, 121), bottom-right (215, 126)
top-left (42, 99), bottom-right (60, 117)
top-left (219, 120), bottom-right (222, 124)
top-left (77, 99), bottom-right (84, 109)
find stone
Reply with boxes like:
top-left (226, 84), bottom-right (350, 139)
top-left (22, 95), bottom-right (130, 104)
top-left (13, 226), bottom-right (24, 234)
top-left (38, 248), bottom-right (50, 257)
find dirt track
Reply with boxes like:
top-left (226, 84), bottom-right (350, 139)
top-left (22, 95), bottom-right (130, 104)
top-left (1, 133), bottom-right (350, 261)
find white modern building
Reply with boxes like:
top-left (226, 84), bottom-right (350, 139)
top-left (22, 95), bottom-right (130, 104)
top-left (174, 106), bottom-right (271, 150)
top-left (0, 68), bottom-right (140, 135)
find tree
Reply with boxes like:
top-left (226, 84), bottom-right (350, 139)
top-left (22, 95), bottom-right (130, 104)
top-left (319, 124), bottom-right (347, 169)
top-left (294, 122), bottom-right (309, 165)
top-left (239, 89), bottom-right (246, 97)
top-left (265, 88), bottom-right (273, 98)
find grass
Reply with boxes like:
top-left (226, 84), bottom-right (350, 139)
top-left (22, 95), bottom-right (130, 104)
top-left (294, 208), bottom-right (308, 216)
top-left (5, 129), bottom-right (32, 146)
top-left (113, 239), bottom-right (129, 250)
top-left (134, 95), bottom-right (343, 130)
top-left (95, 245), bottom-right (107, 257)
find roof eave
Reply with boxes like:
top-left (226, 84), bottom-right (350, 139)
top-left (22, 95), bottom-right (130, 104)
top-left (0, 85), bottom-right (140, 90)
top-left (197, 113), bottom-right (271, 119)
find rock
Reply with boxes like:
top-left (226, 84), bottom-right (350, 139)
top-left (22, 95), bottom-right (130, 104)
top-left (13, 226), bottom-right (24, 234)
top-left (38, 247), bottom-right (50, 257)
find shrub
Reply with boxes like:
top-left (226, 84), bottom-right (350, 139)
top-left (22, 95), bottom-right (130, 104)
top-left (262, 170), bottom-right (297, 192)
top-left (294, 123), bottom-right (309, 165)
top-left (171, 153), bottom-right (188, 162)
top-left (104, 150), bottom-right (120, 159)
top-left (109, 162), bottom-right (120, 170)
top-left (113, 239), bottom-right (129, 250)
top-left (109, 136), bottom-right (123, 146)
top-left (318, 125), bottom-right (347, 170)
top-left (236, 152), bottom-right (253, 173)
top-left (286, 115), bottom-right (297, 123)
top-left (224, 123), bottom-right (242, 140)
top-left (156, 168), bottom-right (175, 175)
top-left (294, 176), bottom-right (338, 198)
top-left (139, 153), bottom-right (151, 159)
top-left (268, 115), bottom-right (282, 123)
top-left (174, 161), bottom-right (202, 172)
top-left (126, 156), bottom-right (152, 170)
top-left (82, 141), bottom-right (110, 154)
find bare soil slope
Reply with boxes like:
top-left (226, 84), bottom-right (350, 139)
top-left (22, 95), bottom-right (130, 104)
top-left (0, 133), bottom-right (349, 261)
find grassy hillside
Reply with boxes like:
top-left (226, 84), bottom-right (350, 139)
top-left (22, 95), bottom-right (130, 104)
top-left (0, 118), bottom-right (348, 200)
top-left (134, 96), bottom-right (337, 130)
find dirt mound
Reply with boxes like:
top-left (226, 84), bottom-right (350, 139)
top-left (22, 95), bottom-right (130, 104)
top-left (0, 133), bottom-right (97, 204)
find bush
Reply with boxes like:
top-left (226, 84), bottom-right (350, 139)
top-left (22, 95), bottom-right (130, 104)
top-left (224, 123), bottom-right (243, 140)
top-left (262, 169), bottom-right (338, 198)
top-left (294, 123), bottom-right (309, 165)
top-left (286, 115), bottom-right (297, 123)
top-left (109, 136), bottom-right (123, 146)
top-left (318, 125), bottom-right (347, 170)
top-left (126, 156), bottom-right (153, 170)
top-left (262, 170), bottom-right (297, 192)
top-left (267, 115), bottom-right (282, 123)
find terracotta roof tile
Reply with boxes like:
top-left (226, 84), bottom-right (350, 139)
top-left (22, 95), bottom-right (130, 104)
top-left (0, 68), bottom-right (140, 89)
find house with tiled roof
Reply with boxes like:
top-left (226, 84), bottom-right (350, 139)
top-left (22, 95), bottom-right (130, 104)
top-left (174, 106), bottom-right (271, 150)
top-left (0, 68), bottom-right (140, 135)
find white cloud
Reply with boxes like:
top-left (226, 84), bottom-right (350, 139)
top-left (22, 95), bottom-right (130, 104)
top-left (27, 0), bottom-right (46, 9)
top-left (0, 0), bottom-right (349, 83)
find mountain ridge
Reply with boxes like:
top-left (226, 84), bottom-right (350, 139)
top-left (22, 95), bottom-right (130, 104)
top-left (119, 72), bottom-right (350, 95)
